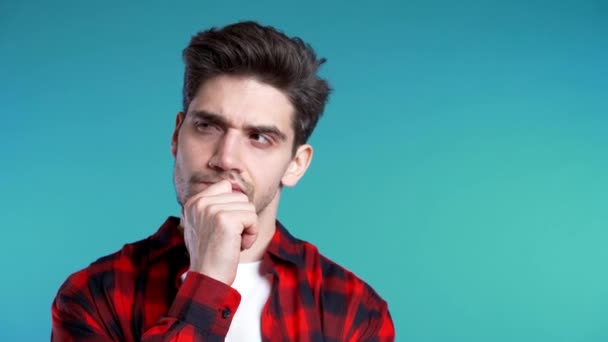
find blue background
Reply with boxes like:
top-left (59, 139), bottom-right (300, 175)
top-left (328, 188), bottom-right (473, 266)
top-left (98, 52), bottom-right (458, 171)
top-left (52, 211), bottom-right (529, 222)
top-left (1, 0), bottom-right (607, 340)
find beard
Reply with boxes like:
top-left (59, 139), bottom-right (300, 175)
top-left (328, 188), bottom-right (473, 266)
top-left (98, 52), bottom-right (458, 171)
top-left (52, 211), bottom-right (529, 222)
top-left (173, 162), bottom-right (279, 215)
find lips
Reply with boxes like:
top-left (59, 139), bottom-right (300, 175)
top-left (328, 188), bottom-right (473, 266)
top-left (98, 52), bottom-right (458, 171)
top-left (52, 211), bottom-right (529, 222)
top-left (230, 183), bottom-right (245, 193)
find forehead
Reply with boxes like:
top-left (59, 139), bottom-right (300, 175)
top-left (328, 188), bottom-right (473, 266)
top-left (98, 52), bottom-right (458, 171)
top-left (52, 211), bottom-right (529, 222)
top-left (188, 75), bottom-right (295, 134)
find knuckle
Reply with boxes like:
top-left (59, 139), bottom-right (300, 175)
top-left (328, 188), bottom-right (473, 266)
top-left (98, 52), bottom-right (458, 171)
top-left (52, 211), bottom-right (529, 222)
top-left (194, 196), bottom-right (209, 210)
top-left (203, 202), bottom-right (217, 216)
top-left (214, 210), bottom-right (231, 227)
top-left (183, 198), bottom-right (194, 211)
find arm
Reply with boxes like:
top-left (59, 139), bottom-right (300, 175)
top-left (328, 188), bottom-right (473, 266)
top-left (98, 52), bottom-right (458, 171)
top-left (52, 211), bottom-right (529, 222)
top-left (346, 294), bottom-right (396, 342)
top-left (53, 181), bottom-right (254, 341)
top-left (359, 300), bottom-right (395, 342)
top-left (52, 272), bottom-right (240, 342)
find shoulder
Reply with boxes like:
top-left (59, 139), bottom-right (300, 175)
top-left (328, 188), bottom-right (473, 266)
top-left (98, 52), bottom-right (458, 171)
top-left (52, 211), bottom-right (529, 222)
top-left (55, 216), bottom-right (182, 297)
top-left (275, 222), bottom-right (387, 308)
top-left (51, 234), bottom-right (156, 335)
top-left (295, 238), bottom-right (394, 338)
top-left (298, 238), bottom-right (389, 311)
top-left (55, 232), bottom-right (155, 299)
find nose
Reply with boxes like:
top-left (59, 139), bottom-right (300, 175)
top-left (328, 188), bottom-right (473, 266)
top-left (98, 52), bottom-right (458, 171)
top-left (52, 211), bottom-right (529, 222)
top-left (207, 129), bottom-right (243, 172)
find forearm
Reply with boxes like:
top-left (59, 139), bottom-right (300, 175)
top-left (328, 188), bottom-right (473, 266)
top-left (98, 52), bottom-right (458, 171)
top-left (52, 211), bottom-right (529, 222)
top-left (142, 272), bottom-right (241, 341)
top-left (52, 272), bottom-right (240, 342)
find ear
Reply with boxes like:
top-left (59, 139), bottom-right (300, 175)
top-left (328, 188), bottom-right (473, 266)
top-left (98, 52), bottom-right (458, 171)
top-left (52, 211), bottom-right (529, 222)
top-left (171, 112), bottom-right (186, 157)
top-left (281, 144), bottom-right (313, 187)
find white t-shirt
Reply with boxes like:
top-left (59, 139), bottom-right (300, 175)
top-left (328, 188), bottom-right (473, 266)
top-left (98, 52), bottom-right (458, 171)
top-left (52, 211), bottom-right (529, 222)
top-left (225, 261), bottom-right (272, 341)
top-left (181, 262), bottom-right (271, 341)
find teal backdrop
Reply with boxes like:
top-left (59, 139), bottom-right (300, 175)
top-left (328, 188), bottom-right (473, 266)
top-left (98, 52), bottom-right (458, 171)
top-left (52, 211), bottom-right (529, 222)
top-left (1, 0), bottom-right (607, 340)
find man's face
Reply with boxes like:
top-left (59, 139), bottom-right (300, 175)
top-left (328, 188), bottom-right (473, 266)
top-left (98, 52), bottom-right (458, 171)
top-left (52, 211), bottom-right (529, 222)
top-left (171, 75), bottom-right (307, 215)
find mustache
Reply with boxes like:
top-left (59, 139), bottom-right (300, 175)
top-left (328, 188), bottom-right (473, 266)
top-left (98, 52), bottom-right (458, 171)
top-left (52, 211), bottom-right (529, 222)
top-left (188, 172), bottom-right (248, 189)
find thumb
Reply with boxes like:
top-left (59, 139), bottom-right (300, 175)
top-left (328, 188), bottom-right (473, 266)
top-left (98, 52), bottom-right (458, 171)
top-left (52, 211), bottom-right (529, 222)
top-left (240, 224), bottom-right (258, 250)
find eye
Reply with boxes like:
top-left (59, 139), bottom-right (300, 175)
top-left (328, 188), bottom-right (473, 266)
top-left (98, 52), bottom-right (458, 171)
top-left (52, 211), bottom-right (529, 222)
top-left (193, 120), bottom-right (220, 133)
top-left (250, 133), bottom-right (271, 146)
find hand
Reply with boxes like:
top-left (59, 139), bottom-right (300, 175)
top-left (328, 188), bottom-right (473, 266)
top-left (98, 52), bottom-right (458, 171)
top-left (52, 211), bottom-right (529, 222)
top-left (182, 180), bottom-right (258, 285)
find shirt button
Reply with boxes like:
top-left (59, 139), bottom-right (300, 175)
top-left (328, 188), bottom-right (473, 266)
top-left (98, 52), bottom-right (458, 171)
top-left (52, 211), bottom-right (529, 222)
top-left (222, 308), bottom-right (231, 319)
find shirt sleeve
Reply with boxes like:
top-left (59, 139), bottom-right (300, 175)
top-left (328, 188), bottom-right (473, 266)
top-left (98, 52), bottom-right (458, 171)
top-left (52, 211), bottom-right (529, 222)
top-left (52, 271), bottom-right (241, 342)
top-left (346, 291), bottom-right (396, 342)
top-left (359, 299), bottom-right (396, 341)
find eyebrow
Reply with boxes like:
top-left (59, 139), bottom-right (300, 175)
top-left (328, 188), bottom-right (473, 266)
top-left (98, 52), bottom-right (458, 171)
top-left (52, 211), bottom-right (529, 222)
top-left (188, 110), bottom-right (288, 142)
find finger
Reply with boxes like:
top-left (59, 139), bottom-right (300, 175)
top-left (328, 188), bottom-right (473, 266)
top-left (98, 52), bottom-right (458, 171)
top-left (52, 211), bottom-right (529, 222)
top-left (241, 228), bottom-right (258, 250)
top-left (214, 209), bottom-right (257, 228)
top-left (240, 213), bottom-right (259, 250)
top-left (205, 202), bottom-right (256, 217)
top-left (184, 180), bottom-right (232, 207)
top-left (198, 192), bottom-right (251, 206)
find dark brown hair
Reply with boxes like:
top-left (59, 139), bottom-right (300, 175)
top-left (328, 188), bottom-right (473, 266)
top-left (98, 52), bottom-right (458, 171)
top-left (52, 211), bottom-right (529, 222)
top-left (182, 21), bottom-right (331, 150)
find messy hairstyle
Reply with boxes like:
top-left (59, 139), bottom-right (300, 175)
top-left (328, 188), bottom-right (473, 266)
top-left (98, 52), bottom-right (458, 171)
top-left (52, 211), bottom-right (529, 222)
top-left (182, 21), bottom-right (331, 150)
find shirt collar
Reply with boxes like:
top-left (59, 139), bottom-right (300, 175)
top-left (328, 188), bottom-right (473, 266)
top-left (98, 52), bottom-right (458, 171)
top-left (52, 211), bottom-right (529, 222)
top-left (265, 220), bottom-right (305, 267)
top-left (146, 216), bottom-right (186, 263)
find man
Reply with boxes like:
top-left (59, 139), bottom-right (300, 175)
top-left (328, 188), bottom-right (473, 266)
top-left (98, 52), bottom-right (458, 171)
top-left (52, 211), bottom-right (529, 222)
top-left (52, 21), bottom-right (395, 341)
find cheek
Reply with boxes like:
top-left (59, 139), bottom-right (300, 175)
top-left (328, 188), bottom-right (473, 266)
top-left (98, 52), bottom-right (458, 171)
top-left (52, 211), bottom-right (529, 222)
top-left (174, 152), bottom-right (188, 179)
top-left (174, 150), bottom-right (200, 194)
top-left (176, 140), bottom-right (209, 171)
top-left (249, 155), bottom-right (291, 186)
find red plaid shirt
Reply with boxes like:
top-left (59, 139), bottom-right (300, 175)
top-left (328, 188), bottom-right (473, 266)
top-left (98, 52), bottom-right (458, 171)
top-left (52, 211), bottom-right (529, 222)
top-left (52, 217), bottom-right (395, 341)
